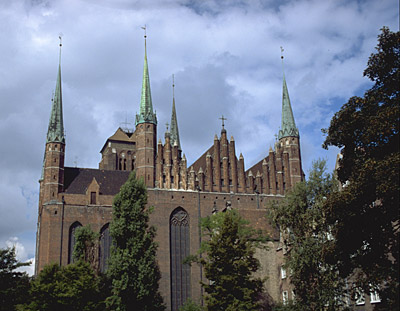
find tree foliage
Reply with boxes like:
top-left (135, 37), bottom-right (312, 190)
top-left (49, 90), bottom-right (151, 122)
top-left (21, 261), bottom-right (103, 311)
top-left (73, 225), bottom-right (99, 272)
top-left (270, 160), bottom-right (349, 311)
top-left (106, 171), bottom-right (165, 311)
top-left (179, 298), bottom-right (204, 311)
top-left (195, 209), bottom-right (265, 311)
top-left (0, 247), bottom-right (30, 311)
top-left (323, 27), bottom-right (399, 309)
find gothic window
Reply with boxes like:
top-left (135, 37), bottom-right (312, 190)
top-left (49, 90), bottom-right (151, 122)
top-left (118, 158), bottom-right (122, 170)
top-left (68, 221), bottom-right (82, 264)
top-left (170, 208), bottom-right (190, 311)
top-left (99, 223), bottom-right (111, 273)
top-left (123, 159), bottom-right (127, 170)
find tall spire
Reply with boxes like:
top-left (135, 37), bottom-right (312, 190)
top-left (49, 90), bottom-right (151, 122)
top-left (278, 48), bottom-right (299, 140)
top-left (170, 74), bottom-right (181, 150)
top-left (136, 25), bottom-right (157, 126)
top-left (47, 36), bottom-right (65, 143)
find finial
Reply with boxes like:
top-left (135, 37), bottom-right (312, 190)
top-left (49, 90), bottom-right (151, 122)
top-left (274, 133), bottom-right (278, 141)
top-left (219, 115), bottom-right (227, 129)
top-left (172, 74), bottom-right (175, 98)
top-left (280, 46), bottom-right (286, 75)
top-left (141, 25), bottom-right (147, 52)
top-left (166, 122), bottom-right (169, 132)
top-left (141, 25), bottom-right (147, 39)
top-left (58, 33), bottom-right (63, 63)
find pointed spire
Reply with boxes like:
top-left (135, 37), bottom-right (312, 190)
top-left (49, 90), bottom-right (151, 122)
top-left (169, 74), bottom-right (181, 150)
top-left (47, 36), bottom-right (65, 144)
top-left (136, 26), bottom-right (157, 126)
top-left (278, 50), bottom-right (299, 140)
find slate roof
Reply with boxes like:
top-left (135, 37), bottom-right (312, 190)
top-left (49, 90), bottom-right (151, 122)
top-left (64, 167), bottom-right (130, 195)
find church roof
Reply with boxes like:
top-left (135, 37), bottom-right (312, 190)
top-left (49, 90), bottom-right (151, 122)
top-left (64, 167), bottom-right (130, 195)
top-left (246, 156), bottom-right (268, 177)
top-left (108, 127), bottom-right (134, 142)
top-left (191, 145), bottom-right (213, 172)
top-left (99, 128), bottom-right (135, 153)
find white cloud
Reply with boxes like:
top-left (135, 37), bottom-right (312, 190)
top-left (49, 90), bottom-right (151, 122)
top-left (5, 237), bottom-right (35, 276)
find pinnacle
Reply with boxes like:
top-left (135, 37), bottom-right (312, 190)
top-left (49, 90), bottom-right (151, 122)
top-left (263, 159), bottom-right (267, 165)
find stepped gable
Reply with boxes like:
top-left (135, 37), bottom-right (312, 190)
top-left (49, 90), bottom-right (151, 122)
top-left (64, 167), bottom-right (130, 195)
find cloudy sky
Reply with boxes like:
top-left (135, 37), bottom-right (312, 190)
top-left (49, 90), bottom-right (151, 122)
top-left (0, 0), bottom-right (398, 275)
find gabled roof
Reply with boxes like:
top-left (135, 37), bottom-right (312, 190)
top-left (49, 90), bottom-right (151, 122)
top-left (64, 167), bottom-right (130, 195)
top-left (100, 128), bottom-right (135, 153)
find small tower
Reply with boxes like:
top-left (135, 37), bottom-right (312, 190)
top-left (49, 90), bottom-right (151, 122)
top-left (169, 75), bottom-right (182, 155)
top-left (40, 37), bottom-right (65, 205)
top-left (278, 51), bottom-right (303, 186)
top-left (135, 27), bottom-right (157, 187)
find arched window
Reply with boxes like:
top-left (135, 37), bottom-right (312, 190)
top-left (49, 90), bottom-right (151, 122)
top-left (170, 208), bottom-right (190, 311)
top-left (68, 221), bottom-right (82, 264)
top-left (99, 223), bottom-right (112, 273)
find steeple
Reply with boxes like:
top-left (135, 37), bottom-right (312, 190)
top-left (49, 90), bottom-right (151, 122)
top-left (47, 36), bottom-right (65, 143)
top-left (136, 26), bottom-right (157, 126)
top-left (278, 50), bottom-right (299, 140)
top-left (170, 75), bottom-right (181, 150)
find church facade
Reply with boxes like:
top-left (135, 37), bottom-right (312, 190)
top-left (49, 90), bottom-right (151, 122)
top-left (35, 37), bottom-right (303, 311)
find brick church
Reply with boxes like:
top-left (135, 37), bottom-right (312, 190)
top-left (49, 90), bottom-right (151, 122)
top-left (35, 35), bottom-right (304, 311)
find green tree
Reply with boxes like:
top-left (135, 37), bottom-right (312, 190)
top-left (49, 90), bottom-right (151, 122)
top-left (195, 209), bottom-right (265, 311)
top-left (323, 27), bottom-right (399, 309)
top-left (0, 247), bottom-right (30, 311)
top-left (106, 171), bottom-right (165, 311)
top-left (179, 298), bottom-right (204, 311)
top-left (21, 261), bottom-right (103, 311)
top-left (270, 160), bottom-right (349, 311)
top-left (73, 225), bottom-right (99, 272)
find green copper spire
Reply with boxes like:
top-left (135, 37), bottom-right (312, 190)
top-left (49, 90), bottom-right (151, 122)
top-left (170, 75), bottom-right (181, 150)
top-left (136, 26), bottom-right (157, 126)
top-left (278, 52), bottom-right (299, 140)
top-left (47, 37), bottom-right (65, 143)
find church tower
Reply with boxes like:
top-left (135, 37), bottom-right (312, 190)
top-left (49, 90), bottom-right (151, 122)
top-left (277, 55), bottom-right (303, 187)
top-left (39, 37), bottom-right (65, 206)
top-left (135, 29), bottom-right (157, 187)
top-left (36, 37), bottom-right (66, 273)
